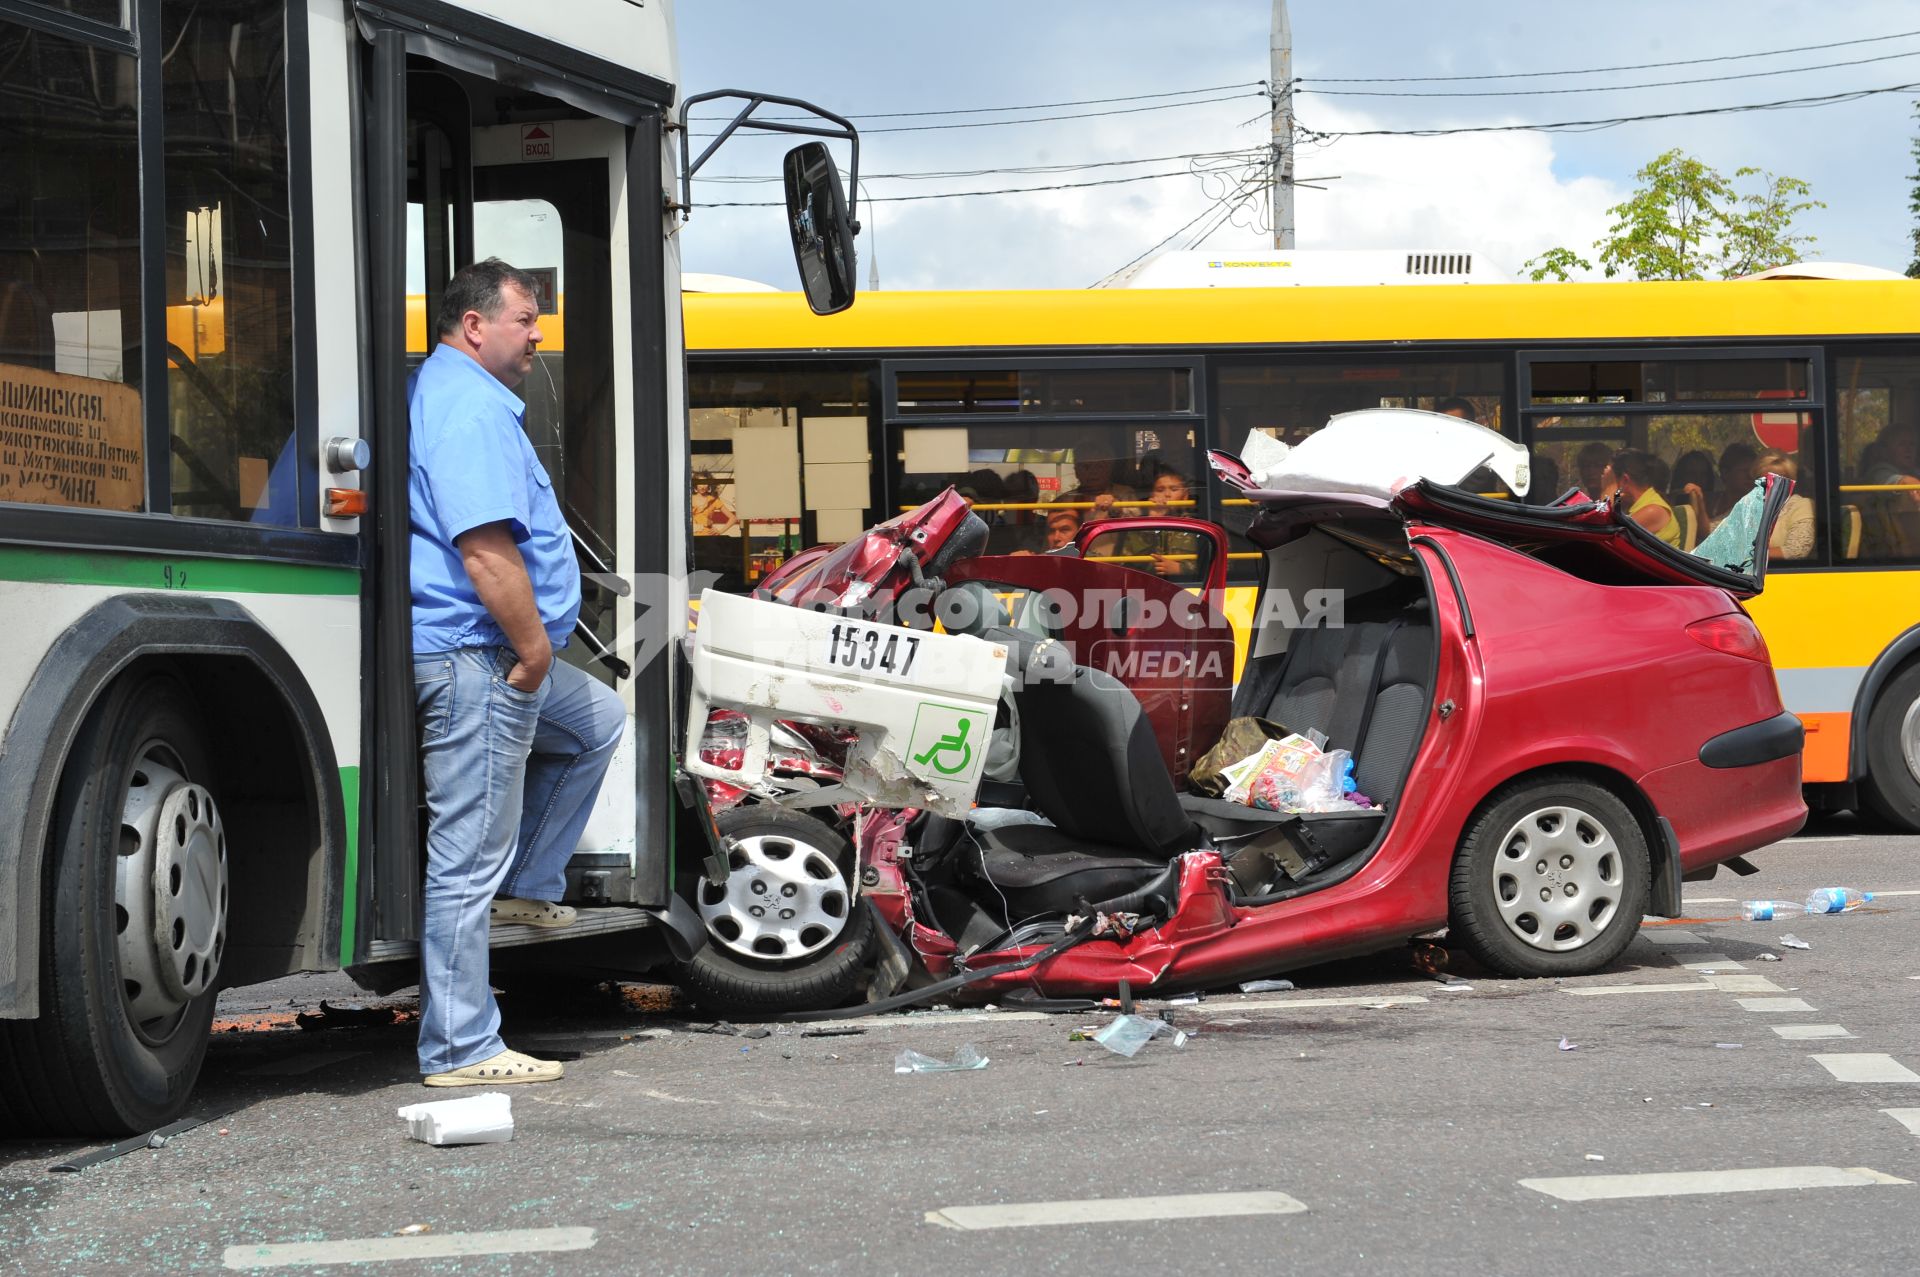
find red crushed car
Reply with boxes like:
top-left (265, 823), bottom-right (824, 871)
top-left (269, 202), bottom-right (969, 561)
top-left (679, 411), bottom-right (1804, 1011)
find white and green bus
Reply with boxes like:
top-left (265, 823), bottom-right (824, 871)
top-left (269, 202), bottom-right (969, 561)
top-left (0, 0), bottom-right (857, 1136)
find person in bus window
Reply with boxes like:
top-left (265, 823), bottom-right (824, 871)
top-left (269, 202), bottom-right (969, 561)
top-left (1859, 424), bottom-right (1920, 558)
top-left (408, 258), bottom-right (628, 1089)
top-left (1575, 441), bottom-right (1614, 501)
top-left (1130, 466), bottom-right (1203, 579)
top-left (1061, 453), bottom-right (1138, 522)
top-left (1670, 450), bottom-right (1717, 546)
top-left (1435, 396), bottom-right (1477, 421)
top-left (1861, 424), bottom-right (1920, 504)
top-left (1712, 441), bottom-right (1760, 525)
top-left (1603, 448), bottom-right (1683, 547)
top-left (1045, 507), bottom-right (1083, 551)
top-left (1756, 448), bottom-right (1815, 561)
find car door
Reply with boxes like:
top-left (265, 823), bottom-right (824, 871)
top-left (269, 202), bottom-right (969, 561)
top-left (946, 517), bottom-right (1232, 786)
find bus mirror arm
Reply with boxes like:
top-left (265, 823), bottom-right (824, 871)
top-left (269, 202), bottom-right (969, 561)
top-left (674, 89), bottom-right (859, 225)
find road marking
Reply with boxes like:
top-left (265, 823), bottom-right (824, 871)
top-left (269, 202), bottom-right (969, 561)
top-left (925, 1191), bottom-right (1308, 1231)
top-left (1562, 982), bottom-right (1716, 996)
top-left (1639, 930), bottom-right (1705, 945)
top-left (1784, 836), bottom-right (1860, 844)
top-left (1679, 955), bottom-right (1743, 970)
top-left (1706, 974), bottom-right (1785, 993)
top-left (1519, 1166), bottom-right (1910, 1202)
top-left (1737, 998), bottom-right (1815, 1012)
top-left (240, 1050), bottom-right (365, 1077)
top-left (1812, 1054), bottom-right (1920, 1084)
top-left (1773, 1025), bottom-right (1853, 1040)
top-left (1865, 889), bottom-right (1920, 897)
top-left (1210, 996), bottom-right (1426, 1012)
top-left (1680, 898), bottom-right (1734, 905)
top-left (1883, 1110), bottom-right (1920, 1137)
top-left (223, 1228), bottom-right (596, 1269)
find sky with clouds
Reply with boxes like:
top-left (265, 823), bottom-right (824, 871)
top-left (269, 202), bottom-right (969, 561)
top-left (674, 0), bottom-right (1919, 290)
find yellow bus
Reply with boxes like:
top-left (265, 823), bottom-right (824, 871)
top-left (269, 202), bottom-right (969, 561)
top-left (683, 278), bottom-right (1920, 830)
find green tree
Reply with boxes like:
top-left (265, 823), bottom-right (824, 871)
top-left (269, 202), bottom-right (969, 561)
top-left (1908, 102), bottom-right (1919, 279)
top-left (1523, 148), bottom-right (1823, 282)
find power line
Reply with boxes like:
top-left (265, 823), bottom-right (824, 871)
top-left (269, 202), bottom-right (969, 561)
top-left (1299, 26), bottom-right (1920, 84)
top-left (1303, 47), bottom-right (1920, 98)
top-left (691, 80), bottom-right (1266, 123)
top-left (693, 147), bottom-right (1265, 185)
top-left (1091, 167), bottom-right (1267, 287)
top-left (690, 88), bottom-right (1266, 138)
top-left (701, 166), bottom-right (1230, 207)
top-left (1298, 80), bottom-right (1920, 138)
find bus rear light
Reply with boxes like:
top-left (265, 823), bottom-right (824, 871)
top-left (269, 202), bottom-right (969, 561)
top-left (1686, 614), bottom-right (1770, 663)
top-left (325, 487), bottom-right (368, 518)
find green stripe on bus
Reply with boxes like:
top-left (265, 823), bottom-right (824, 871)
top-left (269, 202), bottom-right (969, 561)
top-left (0, 547), bottom-right (359, 595)
top-left (339, 766), bottom-right (362, 967)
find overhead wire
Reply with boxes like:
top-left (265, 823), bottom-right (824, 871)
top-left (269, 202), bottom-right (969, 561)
top-left (1301, 47), bottom-right (1920, 97)
top-left (689, 88), bottom-right (1266, 137)
top-left (1298, 26), bottom-right (1920, 83)
top-left (699, 165), bottom-right (1240, 207)
top-left (695, 80), bottom-right (1266, 123)
top-left (1297, 80), bottom-right (1920, 138)
top-left (693, 147), bottom-right (1264, 185)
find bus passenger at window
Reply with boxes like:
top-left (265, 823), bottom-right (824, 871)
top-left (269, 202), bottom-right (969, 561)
top-left (1575, 442), bottom-right (1614, 501)
top-left (408, 258), bottom-right (627, 1089)
top-left (1604, 448), bottom-right (1683, 548)
top-left (1045, 508), bottom-right (1083, 550)
top-left (1861, 424), bottom-right (1920, 507)
top-left (1756, 449), bottom-right (1815, 561)
top-left (1140, 467), bottom-right (1202, 578)
top-left (1435, 396), bottom-right (1477, 421)
top-left (1062, 454), bottom-right (1138, 521)
top-left (1712, 442), bottom-right (1760, 524)
top-left (1671, 450), bottom-right (1717, 544)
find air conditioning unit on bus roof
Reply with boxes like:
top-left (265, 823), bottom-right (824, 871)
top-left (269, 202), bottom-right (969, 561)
top-left (1105, 248), bottom-right (1514, 289)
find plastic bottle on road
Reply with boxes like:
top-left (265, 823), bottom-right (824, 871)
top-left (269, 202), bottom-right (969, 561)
top-left (1804, 887), bottom-right (1874, 915)
top-left (1740, 900), bottom-right (1802, 921)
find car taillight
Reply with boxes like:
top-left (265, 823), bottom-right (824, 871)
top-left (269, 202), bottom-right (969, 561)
top-left (1686, 613), bottom-right (1770, 663)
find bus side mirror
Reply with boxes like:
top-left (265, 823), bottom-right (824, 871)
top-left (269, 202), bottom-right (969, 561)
top-left (783, 142), bottom-right (858, 316)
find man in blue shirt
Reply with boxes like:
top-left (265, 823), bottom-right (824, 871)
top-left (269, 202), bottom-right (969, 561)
top-left (409, 258), bottom-right (626, 1087)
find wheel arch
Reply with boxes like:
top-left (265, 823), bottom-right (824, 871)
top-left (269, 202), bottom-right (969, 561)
top-left (0, 594), bottom-right (347, 1019)
top-left (1848, 622), bottom-right (1920, 782)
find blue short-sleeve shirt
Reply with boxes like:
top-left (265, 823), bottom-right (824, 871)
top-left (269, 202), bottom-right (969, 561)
top-left (408, 344), bottom-right (580, 655)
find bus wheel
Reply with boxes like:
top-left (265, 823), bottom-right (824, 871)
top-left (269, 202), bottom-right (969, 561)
top-left (1861, 663), bottom-right (1920, 833)
top-left (0, 674), bottom-right (225, 1136)
top-left (678, 806), bottom-right (874, 1014)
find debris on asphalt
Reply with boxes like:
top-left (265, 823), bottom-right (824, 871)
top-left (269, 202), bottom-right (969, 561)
top-left (1409, 941), bottom-right (1450, 975)
top-left (690, 1022), bottom-right (742, 1036)
top-left (396, 1093), bottom-right (513, 1146)
top-left (1558, 1037), bottom-right (1577, 1051)
top-left (1585, 1154), bottom-right (1605, 1162)
top-left (1778, 934), bottom-right (1811, 950)
top-left (1239, 979), bottom-right (1295, 993)
top-left (1758, 953), bottom-right (1781, 961)
top-left (1714, 1043), bottom-right (1744, 1049)
top-left (48, 1114), bottom-right (220, 1173)
top-left (895, 1044), bottom-right (990, 1073)
top-left (1093, 1015), bottom-right (1188, 1058)
top-left (739, 1027), bottom-right (772, 1040)
top-left (295, 1000), bottom-right (400, 1031)
top-left (394, 1225), bottom-right (432, 1237)
top-left (799, 1027), bottom-right (865, 1038)
top-left (1167, 994), bottom-right (1202, 1005)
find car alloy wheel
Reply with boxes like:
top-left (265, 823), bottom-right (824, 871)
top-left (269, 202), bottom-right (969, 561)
top-left (1489, 805), bottom-right (1622, 953)
top-left (697, 831), bottom-right (852, 961)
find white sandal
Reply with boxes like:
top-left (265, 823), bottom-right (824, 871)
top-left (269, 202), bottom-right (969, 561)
top-left (423, 1048), bottom-right (564, 1087)
top-left (490, 897), bottom-right (578, 929)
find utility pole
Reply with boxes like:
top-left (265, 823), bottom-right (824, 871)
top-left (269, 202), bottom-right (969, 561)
top-left (1271, 0), bottom-right (1294, 249)
top-left (866, 194), bottom-right (880, 292)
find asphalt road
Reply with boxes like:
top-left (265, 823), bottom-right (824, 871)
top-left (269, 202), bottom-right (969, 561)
top-left (4, 813), bottom-right (1918, 1275)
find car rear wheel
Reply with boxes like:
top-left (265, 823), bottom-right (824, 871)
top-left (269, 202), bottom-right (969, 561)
top-left (1448, 775), bottom-right (1649, 977)
top-left (678, 805), bottom-right (874, 1013)
top-left (0, 673), bottom-right (224, 1136)
top-left (1860, 663), bottom-right (1920, 833)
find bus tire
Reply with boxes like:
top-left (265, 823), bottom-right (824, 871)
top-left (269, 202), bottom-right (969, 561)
top-left (677, 806), bottom-right (874, 1014)
top-left (1860, 662), bottom-right (1920, 833)
top-left (0, 673), bottom-right (223, 1136)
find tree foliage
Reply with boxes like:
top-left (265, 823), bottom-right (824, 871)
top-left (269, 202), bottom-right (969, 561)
top-left (1524, 148), bottom-right (1823, 282)
top-left (1908, 102), bottom-right (1919, 280)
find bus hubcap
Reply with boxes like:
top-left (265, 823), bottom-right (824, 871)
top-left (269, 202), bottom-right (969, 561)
top-left (116, 750), bottom-right (228, 1029)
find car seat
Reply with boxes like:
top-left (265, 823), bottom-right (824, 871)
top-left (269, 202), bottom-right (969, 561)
top-left (1180, 604), bottom-right (1434, 889)
top-left (962, 664), bottom-right (1197, 920)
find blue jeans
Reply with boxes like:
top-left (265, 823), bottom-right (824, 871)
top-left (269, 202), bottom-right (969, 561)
top-left (413, 646), bottom-right (626, 1073)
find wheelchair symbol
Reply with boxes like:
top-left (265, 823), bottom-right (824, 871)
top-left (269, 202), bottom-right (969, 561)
top-left (911, 716), bottom-right (974, 776)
